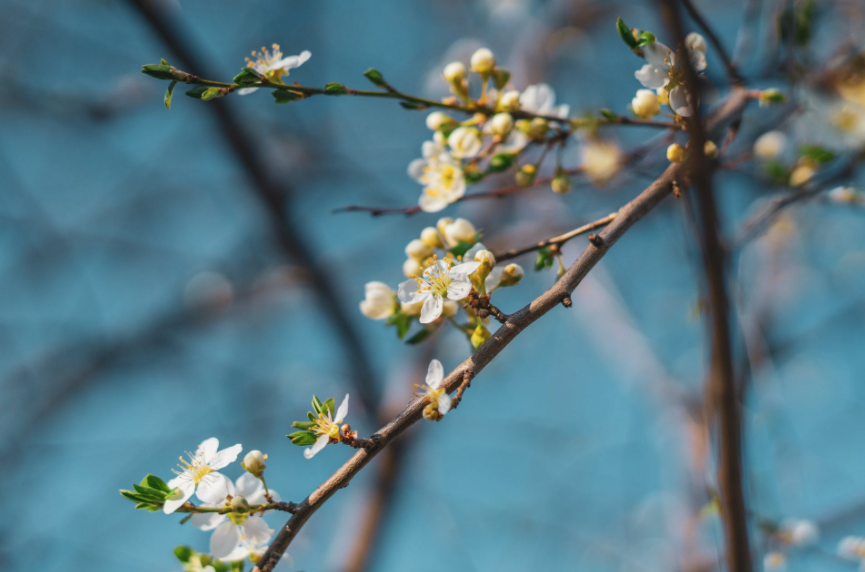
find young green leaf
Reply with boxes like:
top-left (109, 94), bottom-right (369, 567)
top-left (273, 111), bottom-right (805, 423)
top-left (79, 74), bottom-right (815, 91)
top-left (312, 395), bottom-right (324, 415)
top-left (272, 89), bottom-right (304, 104)
top-left (233, 68), bottom-right (263, 86)
top-left (616, 18), bottom-right (640, 50)
top-left (292, 420), bottom-right (316, 430)
top-left (174, 546), bottom-right (195, 564)
top-left (323, 398), bottom-right (336, 417)
top-left (363, 68), bottom-right (387, 87)
top-left (324, 83), bottom-right (348, 95)
top-left (287, 431), bottom-right (318, 446)
top-left (165, 81), bottom-right (177, 110)
top-left (144, 474), bottom-right (171, 493)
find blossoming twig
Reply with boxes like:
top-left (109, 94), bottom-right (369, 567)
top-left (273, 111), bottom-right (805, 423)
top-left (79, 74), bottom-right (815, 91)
top-left (493, 213), bottom-right (618, 262)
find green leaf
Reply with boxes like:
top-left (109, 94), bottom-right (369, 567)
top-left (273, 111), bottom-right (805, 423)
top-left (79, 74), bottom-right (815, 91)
top-left (637, 31), bottom-right (656, 47)
top-left (764, 160), bottom-right (789, 184)
top-left (144, 474), bottom-right (171, 493)
top-left (200, 87), bottom-right (224, 101)
top-left (292, 420), bottom-right (316, 430)
top-left (800, 144), bottom-right (834, 164)
top-left (133, 483), bottom-right (168, 500)
top-left (160, 58), bottom-right (170, 66)
top-left (385, 311), bottom-right (412, 339)
top-left (323, 398), bottom-right (336, 417)
top-left (616, 18), bottom-right (640, 50)
top-left (464, 169), bottom-right (486, 183)
top-left (399, 101), bottom-right (427, 110)
top-left (363, 68), bottom-right (387, 87)
top-left (164, 81), bottom-right (177, 110)
top-left (233, 67), bottom-right (263, 86)
top-left (488, 153), bottom-right (515, 173)
top-left (185, 86), bottom-right (210, 99)
top-left (492, 68), bottom-right (511, 91)
top-left (174, 546), bottom-right (195, 564)
top-left (287, 431), bottom-right (318, 446)
top-left (135, 502), bottom-right (155, 510)
top-left (307, 411), bottom-right (317, 422)
top-left (120, 490), bottom-right (151, 504)
top-left (272, 89), bottom-right (304, 104)
top-left (230, 560), bottom-right (245, 572)
top-left (324, 82), bottom-right (348, 95)
top-left (534, 247), bottom-right (555, 271)
top-left (406, 327), bottom-right (434, 345)
top-left (448, 240), bottom-right (475, 259)
top-left (312, 395), bottom-right (324, 415)
top-left (211, 560), bottom-right (230, 572)
top-left (599, 109), bottom-right (618, 121)
top-left (141, 63), bottom-right (176, 80)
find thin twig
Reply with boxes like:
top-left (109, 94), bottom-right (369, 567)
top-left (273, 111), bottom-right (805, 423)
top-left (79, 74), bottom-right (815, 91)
top-left (494, 213), bottom-right (617, 262)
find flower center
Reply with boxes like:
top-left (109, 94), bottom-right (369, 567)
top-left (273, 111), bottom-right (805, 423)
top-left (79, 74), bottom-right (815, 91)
top-left (176, 452), bottom-right (213, 484)
top-left (313, 414), bottom-right (341, 439)
top-left (414, 258), bottom-right (454, 297)
top-left (245, 44), bottom-right (285, 79)
top-left (667, 64), bottom-right (686, 88)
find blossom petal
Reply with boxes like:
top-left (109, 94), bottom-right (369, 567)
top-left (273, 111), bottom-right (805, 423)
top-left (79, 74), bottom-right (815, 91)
top-left (669, 87), bottom-right (692, 117)
top-left (407, 158), bottom-right (428, 182)
top-left (238, 87), bottom-right (259, 96)
top-left (426, 359), bottom-right (444, 389)
top-left (446, 278), bottom-right (472, 301)
top-left (635, 64), bottom-right (669, 89)
top-left (197, 472), bottom-right (231, 504)
top-left (485, 265), bottom-right (504, 291)
top-left (419, 294), bottom-right (443, 324)
top-left (242, 516), bottom-right (273, 544)
top-left (304, 435), bottom-right (330, 459)
top-left (199, 438), bottom-right (220, 463)
top-left (273, 50), bottom-right (311, 73)
top-left (210, 521), bottom-right (241, 559)
top-left (190, 508), bottom-right (227, 531)
top-left (450, 261), bottom-right (481, 276)
top-left (335, 394), bottom-right (350, 423)
top-left (235, 473), bottom-right (263, 500)
top-left (643, 42), bottom-right (673, 67)
top-left (209, 443), bottom-right (243, 470)
top-left (398, 279), bottom-right (425, 304)
top-left (438, 392), bottom-right (452, 415)
top-left (419, 192), bottom-right (450, 212)
top-left (163, 477), bottom-right (195, 514)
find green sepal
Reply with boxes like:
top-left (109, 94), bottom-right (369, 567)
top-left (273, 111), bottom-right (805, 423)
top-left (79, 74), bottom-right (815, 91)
top-left (165, 81), bottom-right (177, 110)
top-left (292, 420), bottom-right (316, 430)
top-left (287, 431), bottom-right (318, 446)
top-left (448, 240), bottom-right (475, 259)
top-left (233, 67), bottom-right (263, 86)
top-left (324, 82), bottom-right (348, 95)
top-left (323, 398), bottom-right (336, 417)
top-left (492, 68), bottom-right (511, 91)
top-left (488, 153), bottom-right (515, 173)
top-left (800, 144), bottom-right (834, 164)
top-left (616, 18), bottom-right (640, 50)
top-left (307, 411), bottom-right (317, 422)
top-left (141, 63), bottom-right (176, 80)
top-left (363, 68), bottom-right (387, 87)
top-left (385, 311), bottom-right (412, 339)
top-left (174, 546), bottom-right (194, 564)
top-left (272, 89), bottom-right (304, 104)
top-left (464, 169), bottom-right (486, 183)
top-left (399, 101), bottom-right (427, 110)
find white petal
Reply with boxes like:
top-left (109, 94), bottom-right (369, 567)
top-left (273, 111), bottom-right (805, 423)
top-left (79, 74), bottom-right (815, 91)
top-left (407, 158), bottom-right (428, 182)
top-left (450, 261), bottom-right (481, 276)
top-left (242, 516), bottom-right (273, 544)
top-left (669, 87), bottom-right (692, 117)
top-left (438, 392), bottom-right (452, 415)
top-left (190, 509), bottom-right (227, 531)
top-left (398, 279), bottom-right (425, 304)
top-left (274, 50), bottom-right (311, 72)
top-left (419, 192), bottom-right (449, 212)
top-left (198, 438), bottom-right (220, 463)
top-left (426, 359), bottom-right (444, 389)
top-left (485, 265), bottom-right (504, 291)
top-left (335, 394), bottom-right (350, 422)
top-left (235, 472), bottom-right (263, 499)
top-left (163, 477), bottom-right (195, 514)
top-left (446, 278), bottom-right (472, 301)
top-left (209, 443), bottom-right (242, 470)
top-left (419, 294), bottom-right (443, 324)
top-left (643, 42), bottom-right (673, 67)
top-left (635, 64), bottom-right (669, 89)
top-left (237, 87), bottom-right (258, 96)
top-left (689, 49), bottom-right (707, 72)
top-left (210, 522), bottom-right (241, 559)
top-left (219, 546), bottom-right (250, 564)
top-left (304, 435), bottom-right (330, 459)
top-left (196, 472), bottom-right (230, 504)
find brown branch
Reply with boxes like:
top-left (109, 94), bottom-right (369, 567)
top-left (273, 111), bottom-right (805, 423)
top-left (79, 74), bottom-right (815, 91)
top-left (680, 0), bottom-right (743, 84)
top-left (494, 213), bottom-right (617, 262)
top-left (663, 3), bottom-right (752, 572)
top-left (126, 0), bottom-right (381, 413)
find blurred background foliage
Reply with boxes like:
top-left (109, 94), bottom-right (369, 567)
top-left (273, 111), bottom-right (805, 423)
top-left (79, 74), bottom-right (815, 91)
top-left (1, 0), bottom-right (864, 571)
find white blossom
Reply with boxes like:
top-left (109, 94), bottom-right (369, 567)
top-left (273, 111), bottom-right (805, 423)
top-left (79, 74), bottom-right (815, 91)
top-left (240, 45), bottom-right (310, 95)
top-left (304, 394), bottom-right (350, 459)
top-left (417, 359), bottom-right (452, 420)
top-left (634, 36), bottom-right (707, 117)
top-left (190, 473), bottom-right (278, 532)
top-left (408, 141), bottom-right (467, 212)
top-left (398, 257), bottom-right (480, 323)
top-left (359, 282), bottom-right (396, 320)
top-left (447, 127), bottom-right (483, 159)
top-left (753, 131), bottom-right (787, 159)
top-left (520, 84), bottom-right (569, 119)
top-left (164, 438), bottom-right (242, 514)
top-left (780, 518), bottom-right (819, 547)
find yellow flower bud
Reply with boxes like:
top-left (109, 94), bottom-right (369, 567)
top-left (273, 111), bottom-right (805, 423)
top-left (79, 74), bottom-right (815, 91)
top-left (515, 164), bottom-right (537, 186)
top-left (499, 90), bottom-right (520, 111)
top-left (499, 263), bottom-right (524, 287)
top-left (526, 118), bottom-right (549, 139)
top-left (667, 143), bottom-right (686, 163)
top-left (420, 226), bottom-right (443, 249)
top-left (403, 257), bottom-right (424, 278)
top-left (488, 113), bottom-right (514, 137)
top-left (405, 238), bottom-right (433, 261)
top-left (443, 61), bottom-right (466, 83)
top-left (789, 164), bottom-right (815, 187)
top-left (470, 48), bottom-right (496, 75)
top-left (704, 140), bottom-right (718, 159)
top-left (631, 89), bottom-right (661, 118)
top-left (443, 218), bottom-right (477, 246)
top-left (551, 174), bottom-right (571, 194)
top-left (426, 111), bottom-right (455, 131)
top-left (753, 131), bottom-right (786, 159)
top-left (241, 450), bottom-right (267, 477)
top-left (657, 88), bottom-right (670, 106)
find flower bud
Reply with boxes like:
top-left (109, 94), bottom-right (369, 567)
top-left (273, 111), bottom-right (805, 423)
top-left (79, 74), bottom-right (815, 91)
top-left (405, 238), bottom-right (433, 261)
top-left (241, 450), bottom-right (267, 478)
top-left (515, 164), bottom-right (537, 186)
top-left (551, 174), bottom-right (571, 195)
top-left (443, 218), bottom-right (477, 246)
top-left (526, 118), bottom-right (549, 139)
top-left (443, 61), bottom-right (466, 83)
top-left (359, 282), bottom-right (396, 320)
top-left (420, 226), bottom-right (444, 249)
top-left (488, 113), bottom-right (514, 137)
top-left (401, 299), bottom-right (424, 316)
top-left (499, 263), bottom-right (524, 287)
top-left (789, 164), bottom-right (815, 187)
top-left (759, 88), bottom-right (786, 107)
top-left (473, 249), bottom-right (496, 282)
top-left (470, 323), bottom-right (491, 349)
top-left (703, 140), bottom-right (718, 159)
top-left (666, 143), bottom-right (686, 163)
top-left (403, 257), bottom-right (424, 278)
top-left (436, 217), bottom-right (454, 236)
top-left (631, 89), bottom-right (661, 118)
top-left (447, 127), bottom-right (483, 159)
top-left (230, 495), bottom-right (250, 513)
top-left (423, 402), bottom-right (443, 421)
top-left (470, 48), bottom-right (496, 75)
top-left (657, 88), bottom-right (670, 105)
top-left (753, 131), bottom-right (786, 159)
top-left (426, 111), bottom-right (455, 131)
top-left (442, 300), bottom-right (459, 318)
top-left (685, 32), bottom-right (707, 54)
top-left (499, 90), bottom-right (520, 111)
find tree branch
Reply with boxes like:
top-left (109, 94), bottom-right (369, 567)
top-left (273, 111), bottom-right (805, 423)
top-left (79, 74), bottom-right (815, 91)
top-left (493, 213), bottom-right (617, 262)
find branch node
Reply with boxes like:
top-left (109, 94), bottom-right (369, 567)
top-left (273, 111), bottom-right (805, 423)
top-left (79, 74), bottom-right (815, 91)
top-left (561, 294), bottom-right (573, 308)
top-left (587, 234), bottom-right (604, 247)
top-left (450, 370), bottom-right (475, 410)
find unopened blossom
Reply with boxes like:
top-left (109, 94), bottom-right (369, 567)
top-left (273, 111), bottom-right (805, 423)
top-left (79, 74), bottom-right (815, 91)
top-left (520, 84), bottom-right (569, 119)
top-left (401, 299), bottom-right (424, 316)
top-left (499, 90), bottom-right (520, 111)
top-left (403, 258), bottom-right (424, 278)
top-left (442, 218), bottom-right (477, 247)
top-left (488, 113), bottom-right (514, 137)
top-left (420, 226), bottom-right (444, 249)
top-left (417, 359), bottom-right (452, 421)
top-left (405, 239), bottom-right (434, 261)
top-left (634, 35), bottom-right (707, 117)
top-left (667, 143), bottom-right (686, 163)
top-left (164, 438), bottom-right (242, 514)
top-left (828, 186), bottom-right (861, 204)
top-left (789, 163), bottom-right (815, 187)
top-left (704, 140), bottom-right (718, 159)
top-left (408, 141), bottom-right (467, 212)
top-left (465, 243), bottom-right (505, 292)
top-left (753, 131), bottom-right (787, 159)
top-left (551, 174), bottom-right (571, 194)
top-left (304, 394), bottom-right (350, 459)
top-left (426, 112), bottom-right (455, 131)
top-left (399, 257), bottom-right (481, 323)
top-left (779, 518), bottom-right (819, 547)
top-left (448, 127), bottom-right (483, 159)
top-left (240, 45), bottom-right (310, 95)
top-left (581, 140), bottom-right (622, 185)
top-left (471, 48), bottom-right (496, 74)
top-left (241, 450), bottom-right (267, 478)
top-left (685, 32), bottom-right (707, 54)
top-left (360, 282), bottom-right (397, 320)
top-left (443, 61), bottom-right (467, 83)
top-left (632, 89), bottom-right (661, 118)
